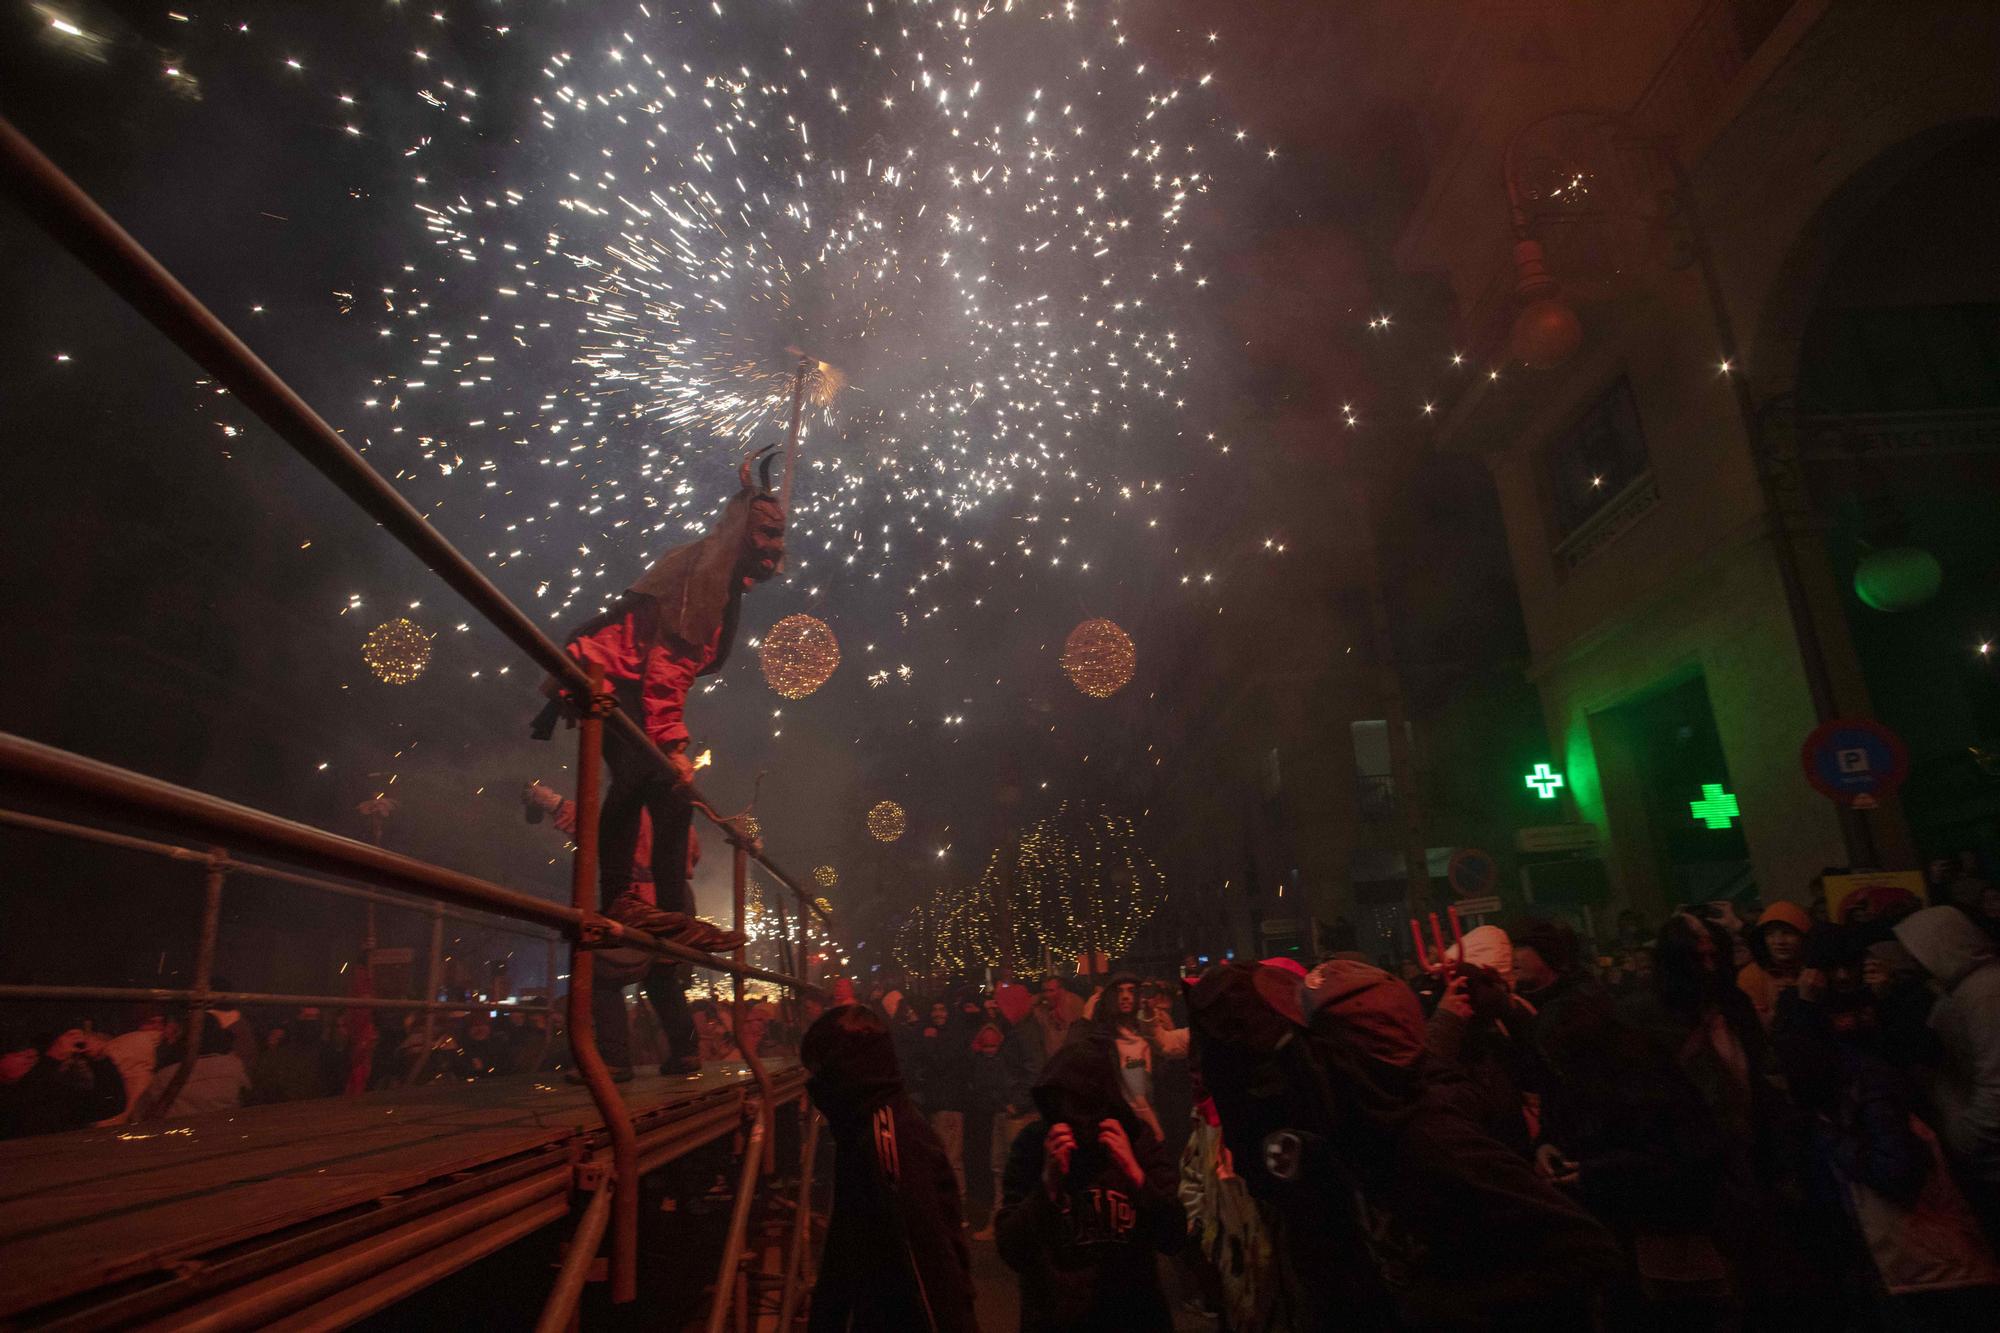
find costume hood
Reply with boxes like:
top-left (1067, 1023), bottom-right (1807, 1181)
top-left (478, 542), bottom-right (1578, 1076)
top-left (1294, 961), bottom-right (1428, 1067)
top-left (1754, 901), bottom-right (1812, 937)
top-left (1894, 906), bottom-right (1996, 991)
top-left (1445, 925), bottom-right (1515, 987)
top-left (624, 447), bottom-right (783, 673)
top-left (1032, 1027), bottom-right (1139, 1135)
top-left (1865, 939), bottom-right (1926, 986)
top-left (803, 1005), bottom-right (906, 1130)
top-left (994, 981), bottom-right (1033, 1026)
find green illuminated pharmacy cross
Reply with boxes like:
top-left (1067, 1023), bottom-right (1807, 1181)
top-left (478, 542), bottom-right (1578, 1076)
top-left (1690, 783), bottom-right (1740, 829)
top-left (1525, 764), bottom-right (1565, 800)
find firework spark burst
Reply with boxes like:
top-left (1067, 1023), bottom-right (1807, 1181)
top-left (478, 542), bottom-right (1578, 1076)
top-left (346, 0), bottom-right (1260, 625)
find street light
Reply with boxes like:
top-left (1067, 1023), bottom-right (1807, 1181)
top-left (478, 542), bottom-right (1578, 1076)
top-left (1502, 221), bottom-right (1583, 370)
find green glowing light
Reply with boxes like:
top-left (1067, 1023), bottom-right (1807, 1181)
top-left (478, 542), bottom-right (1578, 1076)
top-left (1525, 763), bottom-right (1565, 800)
top-left (1690, 783), bottom-right (1740, 829)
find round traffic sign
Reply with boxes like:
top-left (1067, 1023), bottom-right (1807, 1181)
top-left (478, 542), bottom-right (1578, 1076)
top-left (1447, 847), bottom-right (1498, 900)
top-left (1800, 718), bottom-right (1909, 810)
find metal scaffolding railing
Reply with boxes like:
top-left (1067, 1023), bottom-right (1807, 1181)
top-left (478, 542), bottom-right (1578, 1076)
top-left (0, 109), bottom-right (833, 1329)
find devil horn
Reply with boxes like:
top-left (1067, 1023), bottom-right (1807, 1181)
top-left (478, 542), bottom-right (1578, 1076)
top-left (740, 444), bottom-right (778, 492)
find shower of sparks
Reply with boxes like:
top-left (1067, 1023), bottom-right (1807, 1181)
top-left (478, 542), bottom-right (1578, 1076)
top-left (321, 0), bottom-right (1263, 633)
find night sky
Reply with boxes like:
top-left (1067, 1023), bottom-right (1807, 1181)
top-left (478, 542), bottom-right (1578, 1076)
top-left (0, 1), bottom-right (1494, 984)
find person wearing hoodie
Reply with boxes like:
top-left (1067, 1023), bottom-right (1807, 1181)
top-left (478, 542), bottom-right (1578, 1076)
top-left (965, 1020), bottom-right (1012, 1227)
top-left (802, 1005), bottom-right (978, 1333)
top-left (1894, 906), bottom-right (2000, 1226)
top-left (1773, 926), bottom-right (2000, 1324)
top-left (1096, 972), bottom-right (1177, 1141)
top-left (1429, 925), bottom-right (1538, 1158)
top-left (1189, 960), bottom-right (1621, 1331)
top-left (1636, 911), bottom-right (1823, 1325)
top-left (912, 999), bottom-right (972, 1197)
top-left (995, 1028), bottom-right (1182, 1331)
top-left (1864, 938), bottom-right (1946, 1073)
top-left (1736, 900), bottom-right (1812, 1027)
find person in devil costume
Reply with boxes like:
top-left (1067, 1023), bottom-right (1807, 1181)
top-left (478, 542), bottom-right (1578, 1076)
top-left (532, 446), bottom-right (782, 1075)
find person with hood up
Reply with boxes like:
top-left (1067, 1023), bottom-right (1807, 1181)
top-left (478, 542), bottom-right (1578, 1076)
top-left (802, 1005), bottom-right (978, 1333)
top-left (1631, 911), bottom-right (1818, 1325)
top-left (531, 450), bottom-right (781, 1072)
top-left (1736, 900), bottom-right (1811, 1026)
top-left (1772, 926), bottom-right (2000, 1324)
top-left (1894, 906), bottom-right (2000, 1221)
top-left (1095, 971), bottom-right (1185, 1142)
top-left (909, 999), bottom-right (972, 1196)
top-left (1188, 959), bottom-right (1620, 1331)
top-left (995, 1027), bottom-right (1182, 1331)
top-left (1429, 924), bottom-right (1538, 1157)
top-left (1864, 938), bottom-right (1945, 1072)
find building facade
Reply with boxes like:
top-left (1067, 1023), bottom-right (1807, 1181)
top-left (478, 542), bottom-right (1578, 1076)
top-left (1390, 0), bottom-right (2000, 916)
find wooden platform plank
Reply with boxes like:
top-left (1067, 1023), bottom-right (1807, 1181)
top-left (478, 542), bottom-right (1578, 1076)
top-left (0, 1059), bottom-right (789, 1319)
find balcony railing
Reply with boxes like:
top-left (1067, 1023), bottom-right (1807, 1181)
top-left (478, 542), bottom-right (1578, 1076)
top-left (1798, 408), bottom-right (2000, 461)
top-left (0, 112), bottom-right (830, 1329)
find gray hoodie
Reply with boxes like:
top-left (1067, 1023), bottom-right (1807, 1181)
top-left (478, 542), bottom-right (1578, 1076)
top-left (1894, 906), bottom-right (2000, 1182)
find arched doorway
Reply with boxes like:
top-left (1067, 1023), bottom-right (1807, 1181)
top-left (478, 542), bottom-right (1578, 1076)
top-left (1781, 123), bottom-right (2000, 894)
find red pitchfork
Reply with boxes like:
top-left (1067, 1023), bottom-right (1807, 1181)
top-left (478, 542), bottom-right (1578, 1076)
top-left (1408, 905), bottom-right (1467, 977)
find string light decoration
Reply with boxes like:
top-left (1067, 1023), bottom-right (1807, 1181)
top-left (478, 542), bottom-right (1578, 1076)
top-left (738, 813), bottom-right (762, 842)
top-left (1059, 618), bottom-right (1136, 698)
top-left (905, 806), bottom-right (1160, 979)
top-left (893, 887), bottom-right (984, 981)
top-left (1015, 802), bottom-right (1163, 963)
top-left (813, 865), bottom-right (839, 889)
top-left (956, 846), bottom-right (1048, 978)
top-left (759, 613), bottom-right (841, 699)
top-left (361, 617), bottom-right (433, 684)
top-left (867, 800), bottom-right (907, 843)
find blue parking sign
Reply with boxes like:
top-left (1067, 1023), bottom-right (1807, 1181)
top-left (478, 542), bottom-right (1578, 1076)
top-left (1801, 719), bottom-right (1908, 810)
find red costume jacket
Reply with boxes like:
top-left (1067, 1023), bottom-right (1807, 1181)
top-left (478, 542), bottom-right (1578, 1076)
top-left (564, 600), bottom-right (722, 746)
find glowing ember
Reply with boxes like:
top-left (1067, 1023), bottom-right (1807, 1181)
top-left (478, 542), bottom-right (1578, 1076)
top-left (361, 617), bottom-right (433, 684)
top-left (866, 800), bottom-right (907, 843)
top-left (759, 614), bottom-right (842, 699)
top-left (1060, 618), bottom-right (1135, 698)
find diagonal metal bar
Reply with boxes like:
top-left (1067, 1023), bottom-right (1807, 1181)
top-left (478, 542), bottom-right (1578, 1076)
top-left (0, 112), bottom-right (831, 934)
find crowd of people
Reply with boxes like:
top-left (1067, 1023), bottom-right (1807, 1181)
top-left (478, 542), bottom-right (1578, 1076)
top-left (0, 989), bottom-right (564, 1137)
top-left (0, 970), bottom-right (809, 1140)
top-left (804, 884), bottom-right (2000, 1331)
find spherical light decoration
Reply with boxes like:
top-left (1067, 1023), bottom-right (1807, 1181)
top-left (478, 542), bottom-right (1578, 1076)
top-left (1509, 295), bottom-right (1583, 370)
top-left (362, 617), bottom-right (433, 685)
top-left (813, 864), bottom-right (839, 889)
top-left (1854, 546), bottom-right (1943, 613)
top-left (738, 813), bottom-right (762, 842)
top-left (759, 613), bottom-right (841, 698)
top-left (867, 800), bottom-right (906, 843)
top-left (1013, 801), bottom-right (1163, 963)
top-left (1060, 618), bottom-right (1135, 698)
